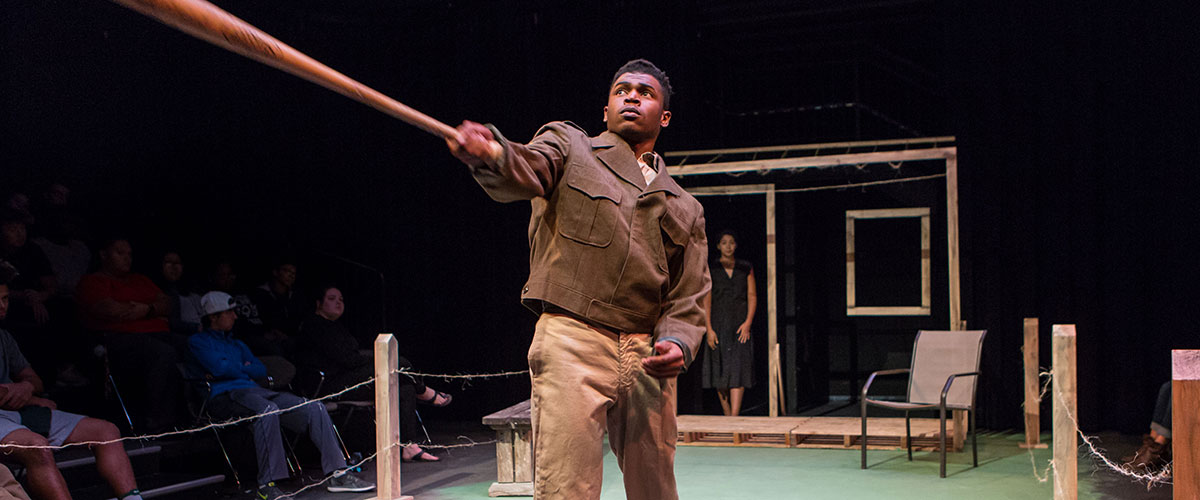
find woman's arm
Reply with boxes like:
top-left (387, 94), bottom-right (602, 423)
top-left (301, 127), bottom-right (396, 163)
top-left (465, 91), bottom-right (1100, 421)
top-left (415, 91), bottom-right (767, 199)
top-left (703, 292), bottom-right (717, 349)
top-left (737, 268), bottom-right (757, 343)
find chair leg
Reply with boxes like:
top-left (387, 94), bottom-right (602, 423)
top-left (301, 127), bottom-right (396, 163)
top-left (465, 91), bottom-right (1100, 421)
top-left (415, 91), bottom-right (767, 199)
top-left (331, 421), bottom-right (352, 462)
top-left (282, 435), bottom-right (302, 477)
top-left (108, 373), bottom-right (136, 437)
top-left (414, 408), bottom-right (432, 444)
top-left (860, 399), bottom-right (868, 470)
top-left (939, 405), bottom-right (947, 478)
top-left (971, 409), bottom-right (978, 467)
top-left (905, 411), bottom-right (912, 461)
top-left (211, 428), bottom-right (242, 488)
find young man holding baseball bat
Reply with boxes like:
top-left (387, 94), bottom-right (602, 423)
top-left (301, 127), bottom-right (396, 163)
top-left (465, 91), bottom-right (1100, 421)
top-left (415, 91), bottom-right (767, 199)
top-left (448, 59), bottom-right (710, 500)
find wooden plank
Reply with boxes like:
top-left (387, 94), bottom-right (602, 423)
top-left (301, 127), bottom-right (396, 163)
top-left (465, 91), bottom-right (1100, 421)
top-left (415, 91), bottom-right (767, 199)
top-left (771, 344), bottom-right (785, 415)
top-left (1173, 350), bottom-right (1200, 500)
top-left (766, 185), bottom-right (778, 417)
top-left (489, 482), bottom-right (534, 497)
top-left (371, 334), bottom-right (413, 500)
top-left (920, 213), bottom-right (931, 309)
top-left (946, 154), bottom-right (967, 450)
top-left (667, 147), bottom-right (956, 177)
top-left (513, 427), bottom-right (533, 483)
top-left (847, 306), bottom-right (932, 316)
top-left (676, 416), bottom-right (952, 450)
top-left (664, 136), bottom-right (956, 158)
top-left (685, 183), bottom-right (775, 196)
top-left (1020, 318), bottom-right (1047, 449)
top-left (845, 207), bottom-right (931, 219)
top-left (946, 153), bottom-right (962, 330)
top-left (1052, 325), bottom-right (1077, 500)
top-left (483, 400), bottom-right (532, 426)
top-left (846, 214), bottom-right (856, 310)
top-left (797, 417), bottom-right (949, 451)
top-left (494, 428), bottom-right (514, 483)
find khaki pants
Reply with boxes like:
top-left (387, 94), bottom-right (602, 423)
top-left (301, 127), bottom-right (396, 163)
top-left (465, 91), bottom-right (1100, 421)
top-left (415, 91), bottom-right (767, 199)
top-left (528, 313), bottom-right (678, 500)
top-left (0, 465), bottom-right (30, 500)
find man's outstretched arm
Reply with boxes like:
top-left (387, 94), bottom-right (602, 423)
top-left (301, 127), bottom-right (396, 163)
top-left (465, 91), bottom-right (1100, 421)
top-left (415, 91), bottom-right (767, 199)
top-left (447, 120), bottom-right (578, 202)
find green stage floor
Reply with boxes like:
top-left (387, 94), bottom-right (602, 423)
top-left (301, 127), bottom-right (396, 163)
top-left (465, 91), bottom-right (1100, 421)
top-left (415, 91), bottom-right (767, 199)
top-left (387, 430), bottom-right (1172, 500)
top-left (167, 428), bottom-right (1171, 500)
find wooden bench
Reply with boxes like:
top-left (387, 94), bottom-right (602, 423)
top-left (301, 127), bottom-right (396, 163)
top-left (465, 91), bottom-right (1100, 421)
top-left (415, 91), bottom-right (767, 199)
top-left (482, 400), bottom-right (533, 497)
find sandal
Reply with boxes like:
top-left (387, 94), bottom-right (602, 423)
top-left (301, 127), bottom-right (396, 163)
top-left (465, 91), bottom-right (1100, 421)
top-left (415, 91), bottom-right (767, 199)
top-left (417, 390), bottom-right (452, 408)
top-left (402, 450), bottom-right (440, 462)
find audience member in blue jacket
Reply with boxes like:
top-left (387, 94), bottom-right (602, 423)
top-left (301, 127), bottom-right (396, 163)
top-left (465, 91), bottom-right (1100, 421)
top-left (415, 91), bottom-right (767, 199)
top-left (188, 291), bottom-right (374, 500)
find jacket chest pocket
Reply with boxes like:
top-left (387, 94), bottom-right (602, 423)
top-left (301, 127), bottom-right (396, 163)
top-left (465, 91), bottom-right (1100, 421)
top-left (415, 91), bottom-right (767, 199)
top-left (558, 173), bottom-right (624, 247)
top-left (657, 205), bottom-right (693, 272)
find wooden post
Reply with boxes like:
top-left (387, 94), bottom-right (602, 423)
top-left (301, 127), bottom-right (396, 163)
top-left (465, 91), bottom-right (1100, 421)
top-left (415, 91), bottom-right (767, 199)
top-left (945, 153), bottom-right (962, 330)
top-left (1020, 318), bottom-right (1047, 449)
top-left (1052, 325), bottom-right (1077, 500)
top-left (1173, 350), bottom-right (1200, 500)
top-left (372, 334), bottom-right (412, 500)
top-left (766, 184), bottom-right (779, 417)
top-left (945, 153), bottom-right (968, 451)
top-left (770, 344), bottom-right (785, 415)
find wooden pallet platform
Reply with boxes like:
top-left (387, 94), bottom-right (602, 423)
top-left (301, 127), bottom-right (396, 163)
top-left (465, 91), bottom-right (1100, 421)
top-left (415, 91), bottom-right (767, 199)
top-left (677, 415), bottom-right (957, 451)
top-left (677, 415), bottom-right (812, 447)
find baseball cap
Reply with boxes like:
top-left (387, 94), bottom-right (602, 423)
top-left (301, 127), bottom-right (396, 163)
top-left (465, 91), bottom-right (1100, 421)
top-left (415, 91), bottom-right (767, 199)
top-left (200, 291), bottom-right (237, 316)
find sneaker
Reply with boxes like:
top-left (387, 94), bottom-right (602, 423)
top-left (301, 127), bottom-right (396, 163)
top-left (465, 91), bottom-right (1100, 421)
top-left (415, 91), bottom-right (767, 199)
top-left (327, 471), bottom-right (375, 493)
top-left (256, 482), bottom-right (285, 500)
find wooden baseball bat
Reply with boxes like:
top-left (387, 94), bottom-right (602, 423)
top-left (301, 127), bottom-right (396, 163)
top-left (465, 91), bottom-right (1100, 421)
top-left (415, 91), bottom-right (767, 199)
top-left (109, 0), bottom-right (499, 155)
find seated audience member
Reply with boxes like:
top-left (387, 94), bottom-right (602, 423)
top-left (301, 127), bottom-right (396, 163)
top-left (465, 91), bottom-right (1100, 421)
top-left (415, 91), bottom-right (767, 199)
top-left (1122, 381), bottom-right (1173, 473)
top-left (0, 210), bottom-right (55, 327)
top-left (30, 209), bottom-right (90, 301)
top-left (208, 261), bottom-right (295, 387)
top-left (0, 210), bottom-right (84, 388)
top-left (248, 259), bottom-right (304, 344)
top-left (155, 251), bottom-right (203, 335)
top-left (75, 238), bottom-right (183, 432)
top-left (295, 286), bottom-right (450, 462)
top-left (188, 291), bottom-right (375, 499)
top-left (0, 274), bottom-right (144, 500)
top-left (1, 194), bottom-right (33, 228)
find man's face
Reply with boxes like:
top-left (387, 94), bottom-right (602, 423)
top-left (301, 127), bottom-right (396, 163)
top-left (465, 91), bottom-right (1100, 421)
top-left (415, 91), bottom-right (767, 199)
top-left (161, 252), bottom-right (184, 283)
top-left (273, 264), bottom-right (297, 289)
top-left (211, 309), bottom-right (237, 332)
top-left (603, 72), bottom-right (671, 145)
top-left (0, 285), bottom-right (9, 320)
top-left (0, 222), bottom-right (26, 249)
top-left (212, 263), bottom-right (237, 292)
top-left (101, 240), bottom-right (134, 274)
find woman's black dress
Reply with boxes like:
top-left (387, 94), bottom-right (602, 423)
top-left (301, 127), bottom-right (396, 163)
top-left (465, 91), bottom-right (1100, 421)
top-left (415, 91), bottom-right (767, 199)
top-left (701, 258), bottom-right (754, 389)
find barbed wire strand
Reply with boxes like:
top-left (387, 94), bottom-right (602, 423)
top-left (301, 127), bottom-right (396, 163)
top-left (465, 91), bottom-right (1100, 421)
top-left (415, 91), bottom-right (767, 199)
top-left (0, 367), bottom-right (525, 451)
top-left (1028, 369), bottom-right (1173, 491)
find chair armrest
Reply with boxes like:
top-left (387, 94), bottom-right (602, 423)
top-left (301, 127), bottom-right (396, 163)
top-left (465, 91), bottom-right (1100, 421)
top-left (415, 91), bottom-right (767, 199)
top-left (862, 368), bottom-right (911, 399)
top-left (939, 371), bottom-right (981, 406)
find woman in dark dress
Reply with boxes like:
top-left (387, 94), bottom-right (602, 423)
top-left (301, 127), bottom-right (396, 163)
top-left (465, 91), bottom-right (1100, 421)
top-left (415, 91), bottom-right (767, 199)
top-left (701, 230), bottom-right (757, 416)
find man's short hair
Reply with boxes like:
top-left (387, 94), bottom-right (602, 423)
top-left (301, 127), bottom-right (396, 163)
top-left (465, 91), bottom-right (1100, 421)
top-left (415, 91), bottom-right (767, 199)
top-left (611, 59), bottom-right (673, 110)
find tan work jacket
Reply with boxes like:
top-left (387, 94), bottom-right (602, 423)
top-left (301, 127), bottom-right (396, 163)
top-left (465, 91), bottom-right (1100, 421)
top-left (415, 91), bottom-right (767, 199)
top-left (469, 121), bottom-right (711, 366)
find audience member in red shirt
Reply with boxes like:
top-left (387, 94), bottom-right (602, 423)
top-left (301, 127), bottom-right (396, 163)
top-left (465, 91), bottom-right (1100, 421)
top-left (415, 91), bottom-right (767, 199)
top-left (76, 238), bottom-right (183, 432)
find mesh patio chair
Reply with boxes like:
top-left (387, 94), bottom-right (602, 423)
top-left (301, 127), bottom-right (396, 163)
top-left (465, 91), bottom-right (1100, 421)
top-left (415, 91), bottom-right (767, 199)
top-left (860, 329), bottom-right (986, 478)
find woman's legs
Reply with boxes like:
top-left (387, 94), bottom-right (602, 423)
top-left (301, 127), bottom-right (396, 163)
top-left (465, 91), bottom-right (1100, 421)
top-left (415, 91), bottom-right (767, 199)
top-left (729, 387), bottom-right (745, 417)
top-left (716, 389), bottom-right (731, 416)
